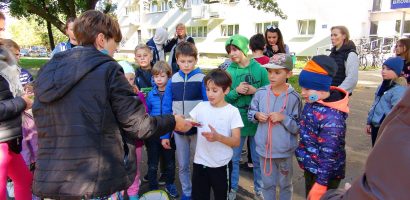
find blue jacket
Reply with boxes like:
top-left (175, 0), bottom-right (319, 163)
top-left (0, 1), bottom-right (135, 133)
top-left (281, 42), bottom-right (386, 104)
top-left (295, 87), bottom-right (349, 186)
top-left (146, 85), bottom-right (173, 139)
top-left (164, 68), bottom-right (208, 135)
top-left (367, 83), bottom-right (406, 127)
top-left (51, 40), bottom-right (75, 58)
top-left (146, 38), bottom-right (160, 67)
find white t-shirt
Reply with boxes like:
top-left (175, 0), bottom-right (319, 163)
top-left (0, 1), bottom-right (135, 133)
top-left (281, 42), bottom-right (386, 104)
top-left (190, 101), bottom-right (244, 168)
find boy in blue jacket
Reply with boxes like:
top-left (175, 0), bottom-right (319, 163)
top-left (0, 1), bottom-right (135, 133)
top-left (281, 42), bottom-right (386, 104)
top-left (164, 42), bottom-right (207, 200)
top-left (366, 57), bottom-right (406, 146)
top-left (145, 61), bottom-right (179, 198)
top-left (295, 55), bottom-right (350, 200)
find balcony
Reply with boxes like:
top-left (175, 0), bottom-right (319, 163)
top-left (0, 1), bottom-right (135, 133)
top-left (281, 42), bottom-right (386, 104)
top-left (191, 3), bottom-right (225, 20)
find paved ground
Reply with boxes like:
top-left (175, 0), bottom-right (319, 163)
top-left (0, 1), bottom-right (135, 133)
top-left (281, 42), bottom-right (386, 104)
top-left (136, 70), bottom-right (383, 200)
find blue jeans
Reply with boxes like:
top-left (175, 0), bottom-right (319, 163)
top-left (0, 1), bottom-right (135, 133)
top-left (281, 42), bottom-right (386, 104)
top-left (174, 133), bottom-right (197, 197)
top-left (146, 138), bottom-right (176, 190)
top-left (231, 136), bottom-right (262, 193)
top-left (259, 156), bottom-right (293, 200)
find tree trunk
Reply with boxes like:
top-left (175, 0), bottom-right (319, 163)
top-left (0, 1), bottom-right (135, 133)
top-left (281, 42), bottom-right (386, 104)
top-left (47, 21), bottom-right (55, 50)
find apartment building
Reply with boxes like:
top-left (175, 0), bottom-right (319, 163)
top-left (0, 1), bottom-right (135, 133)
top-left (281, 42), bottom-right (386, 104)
top-left (115, 0), bottom-right (373, 57)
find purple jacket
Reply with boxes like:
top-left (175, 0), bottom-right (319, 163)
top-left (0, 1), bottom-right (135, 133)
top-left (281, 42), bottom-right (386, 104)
top-left (295, 87), bottom-right (349, 186)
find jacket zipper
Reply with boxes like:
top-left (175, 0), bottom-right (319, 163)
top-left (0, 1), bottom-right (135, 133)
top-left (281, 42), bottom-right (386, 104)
top-left (182, 74), bottom-right (187, 115)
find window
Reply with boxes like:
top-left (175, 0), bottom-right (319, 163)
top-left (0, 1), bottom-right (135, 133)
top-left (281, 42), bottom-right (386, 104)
top-left (126, 5), bottom-right (138, 15)
top-left (221, 24), bottom-right (239, 37)
top-left (186, 26), bottom-right (208, 37)
top-left (395, 20), bottom-right (410, 34)
top-left (372, 0), bottom-right (381, 11)
top-left (298, 20), bottom-right (316, 36)
top-left (191, 0), bottom-right (203, 5)
top-left (370, 21), bottom-right (378, 35)
top-left (149, 1), bottom-right (169, 13)
top-left (255, 21), bottom-right (279, 34)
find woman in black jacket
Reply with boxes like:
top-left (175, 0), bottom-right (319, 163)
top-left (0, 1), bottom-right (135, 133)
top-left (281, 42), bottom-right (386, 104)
top-left (32, 10), bottom-right (191, 199)
top-left (0, 43), bottom-right (33, 199)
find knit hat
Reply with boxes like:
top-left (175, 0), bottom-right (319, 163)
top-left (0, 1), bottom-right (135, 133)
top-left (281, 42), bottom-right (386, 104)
top-left (299, 55), bottom-right (338, 92)
top-left (225, 34), bottom-right (249, 55)
top-left (383, 57), bottom-right (404, 77)
top-left (118, 61), bottom-right (135, 75)
top-left (263, 53), bottom-right (293, 71)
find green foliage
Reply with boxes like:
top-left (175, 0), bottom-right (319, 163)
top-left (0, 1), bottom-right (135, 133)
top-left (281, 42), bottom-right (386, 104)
top-left (248, 0), bottom-right (287, 19)
top-left (10, 18), bottom-right (67, 47)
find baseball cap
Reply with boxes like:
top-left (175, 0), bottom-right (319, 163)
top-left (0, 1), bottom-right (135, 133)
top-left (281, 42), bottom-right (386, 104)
top-left (263, 53), bottom-right (294, 71)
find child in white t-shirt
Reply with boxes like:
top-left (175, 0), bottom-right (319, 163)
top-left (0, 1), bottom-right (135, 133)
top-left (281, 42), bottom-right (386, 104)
top-left (190, 69), bottom-right (243, 200)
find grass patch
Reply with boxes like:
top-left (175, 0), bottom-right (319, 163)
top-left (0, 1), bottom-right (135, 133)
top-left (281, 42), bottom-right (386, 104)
top-left (19, 57), bottom-right (49, 70)
top-left (288, 75), bottom-right (301, 93)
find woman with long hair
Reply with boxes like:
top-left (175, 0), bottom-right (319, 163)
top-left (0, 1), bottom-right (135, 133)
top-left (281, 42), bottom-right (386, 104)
top-left (395, 38), bottom-right (410, 85)
top-left (264, 26), bottom-right (289, 57)
top-left (329, 26), bottom-right (359, 95)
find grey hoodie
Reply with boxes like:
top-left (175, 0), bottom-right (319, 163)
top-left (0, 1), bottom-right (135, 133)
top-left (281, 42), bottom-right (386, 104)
top-left (248, 84), bottom-right (302, 158)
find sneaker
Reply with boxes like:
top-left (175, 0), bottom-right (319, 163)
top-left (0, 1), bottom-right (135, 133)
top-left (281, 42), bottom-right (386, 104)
top-left (142, 174), bottom-right (149, 183)
top-left (165, 184), bottom-right (179, 198)
top-left (255, 191), bottom-right (264, 200)
top-left (129, 195), bottom-right (139, 200)
top-left (228, 189), bottom-right (237, 200)
top-left (158, 173), bottom-right (166, 185)
top-left (181, 194), bottom-right (191, 200)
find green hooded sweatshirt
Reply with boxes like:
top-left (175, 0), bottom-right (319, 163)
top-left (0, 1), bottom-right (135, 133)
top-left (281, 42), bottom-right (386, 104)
top-left (225, 58), bottom-right (270, 136)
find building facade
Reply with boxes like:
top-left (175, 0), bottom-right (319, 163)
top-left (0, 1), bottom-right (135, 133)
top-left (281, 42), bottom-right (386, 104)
top-left (115, 0), bottom-right (376, 57)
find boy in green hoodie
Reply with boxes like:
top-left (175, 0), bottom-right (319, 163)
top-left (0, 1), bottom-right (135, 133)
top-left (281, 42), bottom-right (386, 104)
top-left (225, 34), bottom-right (270, 200)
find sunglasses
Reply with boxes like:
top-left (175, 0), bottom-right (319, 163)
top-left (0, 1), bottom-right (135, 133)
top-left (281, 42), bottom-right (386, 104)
top-left (266, 25), bottom-right (278, 31)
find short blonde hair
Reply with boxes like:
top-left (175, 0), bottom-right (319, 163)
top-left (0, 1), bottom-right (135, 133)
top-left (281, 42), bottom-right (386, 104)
top-left (152, 61), bottom-right (172, 77)
top-left (0, 39), bottom-right (20, 51)
top-left (134, 44), bottom-right (152, 55)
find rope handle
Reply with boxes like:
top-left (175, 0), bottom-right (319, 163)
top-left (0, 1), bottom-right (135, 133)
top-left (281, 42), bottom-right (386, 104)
top-left (263, 85), bottom-right (289, 176)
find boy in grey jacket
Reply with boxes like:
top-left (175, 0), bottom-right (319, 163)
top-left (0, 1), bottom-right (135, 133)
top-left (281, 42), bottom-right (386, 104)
top-left (366, 57), bottom-right (406, 146)
top-left (248, 53), bottom-right (302, 200)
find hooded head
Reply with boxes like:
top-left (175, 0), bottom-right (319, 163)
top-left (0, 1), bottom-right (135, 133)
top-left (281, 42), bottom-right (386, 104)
top-left (153, 28), bottom-right (168, 45)
top-left (383, 57), bottom-right (404, 77)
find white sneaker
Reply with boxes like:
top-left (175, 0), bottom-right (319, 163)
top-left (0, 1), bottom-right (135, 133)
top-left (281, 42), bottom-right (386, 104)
top-left (228, 189), bottom-right (237, 200)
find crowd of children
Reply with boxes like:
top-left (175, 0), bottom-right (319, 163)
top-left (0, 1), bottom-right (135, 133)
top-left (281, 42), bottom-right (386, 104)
top-left (1, 9), bottom-right (409, 200)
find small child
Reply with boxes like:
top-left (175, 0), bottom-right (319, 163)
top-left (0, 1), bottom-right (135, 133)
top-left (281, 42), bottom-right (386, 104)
top-left (134, 44), bottom-right (154, 94)
top-left (118, 61), bottom-right (145, 200)
top-left (248, 53), bottom-right (302, 200)
top-left (190, 69), bottom-right (243, 200)
top-left (145, 61), bottom-right (179, 198)
top-left (164, 41), bottom-right (208, 200)
top-left (224, 34), bottom-right (270, 200)
top-left (250, 33), bottom-right (270, 65)
top-left (295, 55), bottom-right (350, 200)
top-left (366, 57), bottom-right (406, 146)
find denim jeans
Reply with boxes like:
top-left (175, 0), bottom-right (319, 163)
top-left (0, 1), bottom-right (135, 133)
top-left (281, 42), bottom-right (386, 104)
top-left (259, 156), bottom-right (293, 200)
top-left (145, 138), bottom-right (176, 190)
top-left (231, 136), bottom-right (262, 193)
top-left (174, 133), bottom-right (197, 197)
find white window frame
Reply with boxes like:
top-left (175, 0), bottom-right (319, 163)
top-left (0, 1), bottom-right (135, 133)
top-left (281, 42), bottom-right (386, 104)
top-left (298, 19), bottom-right (316, 36)
top-left (255, 21), bottom-right (279, 34)
top-left (186, 26), bottom-right (208, 38)
top-left (221, 24), bottom-right (239, 37)
top-left (149, 1), bottom-right (169, 13)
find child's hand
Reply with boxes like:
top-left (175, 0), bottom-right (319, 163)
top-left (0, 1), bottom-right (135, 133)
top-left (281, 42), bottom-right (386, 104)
top-left (201, 125), bottom-right (220, 142)
top-left (255, 112), bottom-right (269, 123)
top-left (245, 84), bottom-right (257, 95)
top-left (133, 85), bottom-right (140, 93)
top-left (161, 139), bottom-right (172, 149)
top-left (269, 112), bottom-right (285, 123)
top-left (22, 94), bottom-right (33, 110)
top-left (236, 82), bottom-right (249, 95)
top-left (365, 125), bottom-right (371, 135)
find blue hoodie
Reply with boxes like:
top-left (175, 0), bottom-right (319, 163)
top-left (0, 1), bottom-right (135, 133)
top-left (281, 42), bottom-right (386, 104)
top-left (164, 68), bottom-right (208, 135)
